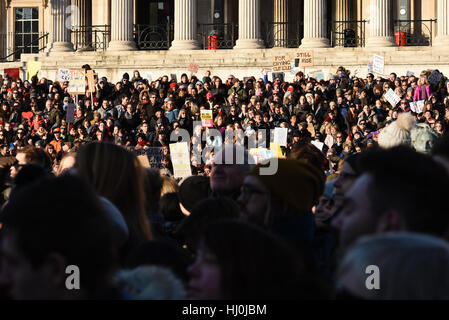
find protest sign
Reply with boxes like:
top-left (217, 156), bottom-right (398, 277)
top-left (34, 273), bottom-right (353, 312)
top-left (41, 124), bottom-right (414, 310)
top-left (146, 72), bottom-right (153, 83)
top-left (170, 142), bottom-right (192, 179)
top-left (68, 69), bottom-right (86, 94)
top-left (368, 62), bottom-right (373, 74)
top-left (270, 142), bottom-right (285, 159)
top-left (295, 50), bottom-right (314, 67)
top-left (200, 109), bottom-right (214, 128)
top-left (272, 55), bottom-right (292, 73)
top-left (57, 68), bottom-right (70, 82)
top-left (406, 71), bottom-right (415, 77)
top-left (428, 70), bottom-right (443, 85)
top-left (4, 68), bottom-right (20, 80)
top-left (188, 63), bottom-right (199, 74)
top-left (273, 127), bottom-right (288, 147)
top-left (373, 54), bottom-right (384, 75)
top-left (146, 147), bottom-right (164, 169)
top-left (384, 88), bottom-right (401, 107)
top-left (27, 60), bottom-right (42, 80)
top-left (410, 100), bottom-right (425, 113)
top-left (66, 104), bottom-right (76, 123)
top-left (249, 148), bottom-right (275, 164)
top-left (311, 141), bottom-right (324, 151)
top-left (87, 70), bottom-right (95, 93)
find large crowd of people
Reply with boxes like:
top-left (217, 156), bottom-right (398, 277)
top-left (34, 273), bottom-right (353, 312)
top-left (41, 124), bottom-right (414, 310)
top-left (0, 64), bottom-right (448, 300)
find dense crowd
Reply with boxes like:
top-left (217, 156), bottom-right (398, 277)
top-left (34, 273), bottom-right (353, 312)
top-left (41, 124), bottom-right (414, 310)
top-left (0, 65), bottom-right (448, 300)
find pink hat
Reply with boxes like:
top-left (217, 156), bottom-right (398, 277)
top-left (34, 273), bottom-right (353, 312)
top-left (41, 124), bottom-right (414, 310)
top-left (206, 92), bottom-right (214, 99)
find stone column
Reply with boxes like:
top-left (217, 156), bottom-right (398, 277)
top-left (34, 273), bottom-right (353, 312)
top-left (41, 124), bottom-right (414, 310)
top-left (72, 0), bottom-right (92, 50)
top-left (435, 0), bottom-right (449, 46)
top-left (170, 0), bottom-right (199, 50)
top-left (273, 0), bottom-right (288, 47)
top-left (300, 0), bottom-right (329, 48)
top-left (366, 0), bottom-right (395, 47)
top-left (108, 0), bottom-right (136, 51)
top-left (334, 0), bottom-right (351, 46)
top-left (234, 0), bottom-right (264, 49)
top-left (49, 0), bottom-right (74, 52)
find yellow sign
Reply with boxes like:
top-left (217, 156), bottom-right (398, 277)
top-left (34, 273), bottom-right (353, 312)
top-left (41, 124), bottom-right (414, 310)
top-left (296, 50), bottom-right (314, 67)
top-left (270, 142), bottom-right (286, 159)
top-left (27, 61), bottom-right (42, 80)
top-left (272, 55), bottom-right (292, 73)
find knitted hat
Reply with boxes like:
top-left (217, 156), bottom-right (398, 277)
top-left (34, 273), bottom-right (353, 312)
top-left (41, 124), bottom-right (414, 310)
top-left (411, 123), bottom-right (439, 154)
top-left (378, 112), bottom-right (414, 149)
top-left (249, 159), bottom-right (325, 212)
top-left (178, 176), bottom-right (211, 213)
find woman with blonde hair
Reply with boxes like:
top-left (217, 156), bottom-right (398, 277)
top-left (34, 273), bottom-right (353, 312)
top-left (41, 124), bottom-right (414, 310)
top-left (414, 73), bottom-right (431, 101)
top-left (75, 142), bottom-right (152, 257)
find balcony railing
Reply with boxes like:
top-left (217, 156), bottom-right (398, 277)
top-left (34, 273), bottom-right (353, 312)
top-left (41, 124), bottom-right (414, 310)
top-left (198, 23), bottom-right (238, 49)
top-left (329, 20), bottom-right (366, 47)
top-left (393, 19), bottom-right (435, 46)
top-left (0, 32), bottom-right (49, 62)
top-left (264, 22), bottom-right (303, 48)
top-left (134, 24), bottom-right (174, 50)
top-left (72, 25), bottom-right (110, 51)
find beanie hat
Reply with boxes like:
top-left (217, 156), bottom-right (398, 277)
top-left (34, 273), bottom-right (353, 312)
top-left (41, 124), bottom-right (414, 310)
top-left (178, 175), bottom-right (211, 213)
top-left (249, 159), bottom-right (325, 212)
top-left (378, 112), bottom-right (414, 149)
top-left (411, 123), bottom-right (439, 154)
top-left (123, 73), bottom-right (130, 80)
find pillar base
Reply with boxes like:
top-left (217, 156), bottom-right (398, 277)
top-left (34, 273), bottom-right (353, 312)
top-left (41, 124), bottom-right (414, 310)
top-left (170, 40), bottom-right (200, 50)
top-left (107, 40), bottom-right (137, 51)
top-left (48, 42), bottom-right (74, 53)
top-left (365, 36), bottom-right (396, 48)
top-left (434, 36), bottom-right (449, 47)
top-left (234, 39), bottom-right (265, 50)
top-left (300, 38), bottom-right (329, 48)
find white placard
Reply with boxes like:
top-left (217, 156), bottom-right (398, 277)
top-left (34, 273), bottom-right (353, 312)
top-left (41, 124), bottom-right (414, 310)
top-left (169, 142), bottom-right (191, 179)
top-left (410, 100), bottom-right (425, 113)
top-left (384, 88), bottom-right (401, 107)
top-left (373, 54), bottom-right (385, 75)
top-left (311, 141), bottom-right (324, 151)
top-left (57, 68), bottom-right (70, 82)
top-left (273, 127), bottom-right (288, 147)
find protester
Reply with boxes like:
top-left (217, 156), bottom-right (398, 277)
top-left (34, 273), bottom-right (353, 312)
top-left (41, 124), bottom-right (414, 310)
top-left (336, 232), bottom-right (449, 300)
top-left (0, 175), bottom-right (118, 299)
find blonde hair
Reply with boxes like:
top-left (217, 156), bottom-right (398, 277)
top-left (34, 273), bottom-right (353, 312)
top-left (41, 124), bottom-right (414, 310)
top-left (160, 176), bottom-right (179, 197)
top-left (76, 142), bottom-right (152, 245)
top-left (56, 152), bottom-right (76, 176)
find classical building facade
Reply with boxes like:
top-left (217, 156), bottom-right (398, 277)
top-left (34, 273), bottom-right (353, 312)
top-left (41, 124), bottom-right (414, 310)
top-left (0, 0), bottom-right (449, 81)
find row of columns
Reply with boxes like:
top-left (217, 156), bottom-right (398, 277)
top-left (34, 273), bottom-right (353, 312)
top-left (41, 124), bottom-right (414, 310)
top-left (49, 0), bottom-right (449, 53)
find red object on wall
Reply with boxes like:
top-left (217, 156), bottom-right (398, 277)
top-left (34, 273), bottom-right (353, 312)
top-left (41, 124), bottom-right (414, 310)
top-left (4, 68), bottom-right (20, 80)
top-left (208, 35), bottom-right (219, 50)
top-left (395, 32), bottom-right (407, 47)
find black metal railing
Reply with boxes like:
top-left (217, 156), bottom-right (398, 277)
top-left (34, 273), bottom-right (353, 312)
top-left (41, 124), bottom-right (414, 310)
top-left (134, 23), bottom-right (174, 50)
top-left (393, 19), bottom-right (435, 46)
top-left (329, 20), bottom-right (366, 47)
top-left (0, 32), bottom-right (49, 62)
top-left (198, 23), bottom-right (238, 49)
top-left (72, 25), bottom-right (110, 51)
top-left (264, 22), bottom-right (303, 48)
